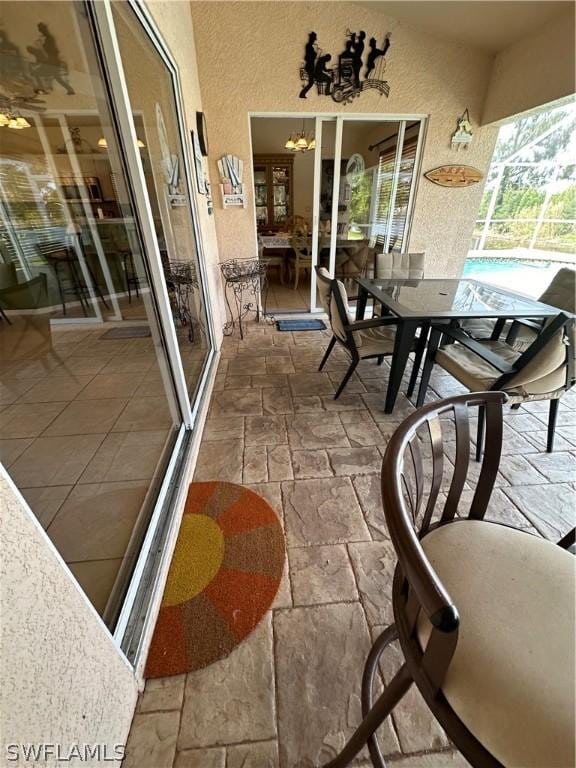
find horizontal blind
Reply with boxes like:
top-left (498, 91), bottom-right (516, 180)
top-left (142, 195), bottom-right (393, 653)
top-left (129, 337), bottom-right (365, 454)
top-left (373, 136), bottom-right (418, 252)
top-left (0, 160), bottom-right (66, 269)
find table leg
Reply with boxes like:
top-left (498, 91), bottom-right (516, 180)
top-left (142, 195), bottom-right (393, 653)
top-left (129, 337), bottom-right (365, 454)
top-left (355, 285), bottom-right (368, 321)
top-left (385, 320), bottom-right (419, 414)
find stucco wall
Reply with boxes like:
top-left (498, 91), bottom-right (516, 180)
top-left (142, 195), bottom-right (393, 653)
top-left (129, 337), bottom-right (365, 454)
top-left (191, 1), bottom-right (498, 277)
top-left (482, 6), bottom-right (576, 125)
top-left (0, 469), bottom-right (138, 768)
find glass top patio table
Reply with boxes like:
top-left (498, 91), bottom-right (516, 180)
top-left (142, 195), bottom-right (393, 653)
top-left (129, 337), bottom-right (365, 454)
top-left (355, 278), bottom-right (561, 320)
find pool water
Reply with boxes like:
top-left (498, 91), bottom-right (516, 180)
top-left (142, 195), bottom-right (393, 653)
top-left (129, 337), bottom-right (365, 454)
top-left (463, 258), bottom-right (567, 299)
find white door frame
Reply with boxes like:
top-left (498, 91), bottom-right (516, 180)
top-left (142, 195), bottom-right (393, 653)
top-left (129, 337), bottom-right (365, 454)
top-left (89, 0), bottom-right (217, 658)
top-left (248, 112), bottom-right (428, 313)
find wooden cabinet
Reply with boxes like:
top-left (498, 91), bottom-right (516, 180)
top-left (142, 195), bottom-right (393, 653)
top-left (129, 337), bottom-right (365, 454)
top-left (253, 154), bottom-right (294, 233)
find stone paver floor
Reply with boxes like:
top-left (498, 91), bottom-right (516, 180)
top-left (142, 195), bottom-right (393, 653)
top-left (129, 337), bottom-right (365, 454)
top-left (123, 320), bottom-right (576, 768)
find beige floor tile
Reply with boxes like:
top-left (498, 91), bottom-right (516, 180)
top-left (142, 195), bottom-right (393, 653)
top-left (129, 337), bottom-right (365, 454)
top-left (123, 711), bottom-right (180, 768)
top-left (19, 485), bottom-right (73, 528)
top-left (174, 748), bottom-right (225, 768)
top-left (67, 558), bottom-right (123, 615)
top-left (54, 356), bottom-right (109, 376)
top-left (8, 434), bottom-right (105, 487)
top-left (44, 398), bottom-right (129, 436)
top-left (0, 401), bottom-right (67, 438)
top-left (282, 477), bottom-right (370, 546)
top-left (227, 356), bottom-right (266, 375)
top-left (76, 372), bottom-right (145, 400)
top-left (100, 356), bottom-right (155, 374)
top-left (267, 445), bottom-right (293, 481)
top-left (288, 372), bottom-right (335, 396)
top-left (226, 741), bottom-right (278, 767)
top-left (289, 544), bottom-right (358, 605)
top-left (328, 446), bottom-right (382, 476)
top-left (203, 417), bottom-right (244, 441)
top-left (47, 481), bottom-right (147, 561)
top-left (291, 449), bottom-right (333, 479)
top-left (0, 379), bottom-right (37, 405)
top-left (348, 541), bottom-right (397, 626)
top-left (274, 603), bottom-right (399, 767)
top-left (178, 614), bottom-right (275, 749)
top-left (19, 372), bottom-right (95, 404)
top-left (245, 415), bottom-right (287, 446)
top-left (243, 445), bottom-right (268, 483)
top-left (209, 388), bottom-right (263, 417)
top-left (194, 439), bottom-right (243, 483)
top-left (262, 387), bottom-right (294, 415)
top-left (0, 437), bottom-right (34, 468)
top-left (79, 430), bottom-right (170, 483)
top-left (111, 397), bottom-right (174, 432)
top-left (245, 482), bottom-right (283, 517)
top-left (138, 674), bottom-right (186, 713)
top-left (288, 413), bottom-right (350, 449)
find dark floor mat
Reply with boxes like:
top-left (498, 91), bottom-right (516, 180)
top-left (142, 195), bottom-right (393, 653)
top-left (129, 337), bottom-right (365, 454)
top-left (276, 319), bottom-right (326, 332)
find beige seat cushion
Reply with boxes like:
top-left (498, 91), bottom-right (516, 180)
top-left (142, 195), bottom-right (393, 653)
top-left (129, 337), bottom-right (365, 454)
top-left (437, 334), bottom-right (568, 398)
top-left (418, 520), bottom-right (575, 768)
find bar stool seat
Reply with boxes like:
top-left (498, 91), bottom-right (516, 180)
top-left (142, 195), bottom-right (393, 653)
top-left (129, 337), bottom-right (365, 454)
top-left (418, 520), bottom-right (575, 768)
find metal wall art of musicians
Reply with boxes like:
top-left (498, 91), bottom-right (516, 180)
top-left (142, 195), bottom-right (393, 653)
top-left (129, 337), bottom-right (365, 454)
top-left (299, 28), bottom-right (391, 104)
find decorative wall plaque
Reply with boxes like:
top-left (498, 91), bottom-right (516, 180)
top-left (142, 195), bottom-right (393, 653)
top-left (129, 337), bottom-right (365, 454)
top-left (298, 29), bottom-right (391, 104)
top-left (424, 165), bottom-right (483, 188)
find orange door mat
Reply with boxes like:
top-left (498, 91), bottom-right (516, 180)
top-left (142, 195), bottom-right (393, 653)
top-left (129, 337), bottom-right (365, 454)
top-left (145, 481), bottom-right (285, 678)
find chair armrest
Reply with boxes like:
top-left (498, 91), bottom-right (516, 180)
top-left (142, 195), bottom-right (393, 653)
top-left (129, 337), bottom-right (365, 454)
top-left (350, 316), bottom-right (399, 332)
top-left (431, 324), bottom-right (516, 375)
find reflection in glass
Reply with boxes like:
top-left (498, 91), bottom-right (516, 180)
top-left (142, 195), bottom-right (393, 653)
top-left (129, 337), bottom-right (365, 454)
top-left (112, 2), bottom-right (210, 400)
top-left (0, 0), bottom-right (182, 627)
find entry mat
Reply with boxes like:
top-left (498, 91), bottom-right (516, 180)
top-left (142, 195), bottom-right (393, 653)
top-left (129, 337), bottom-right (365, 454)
top-left (276, 319), bottom-right (327, 332)
top-left (145, 481), bottom-right (285, 678)
top-left (99, 326), bottom-right (151, 340)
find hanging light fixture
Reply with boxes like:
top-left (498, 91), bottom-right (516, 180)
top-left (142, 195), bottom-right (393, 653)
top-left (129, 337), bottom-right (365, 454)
top-left (284, 120), bottom-right (315, 153)
top-left (0, 110), bottom-right (31, 129)
top-left (98, 135), bottom-right (146, 149)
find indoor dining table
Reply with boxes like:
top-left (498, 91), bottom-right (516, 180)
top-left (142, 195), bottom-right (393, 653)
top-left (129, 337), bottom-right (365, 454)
top-left (354, 276), bottom-right (562, 413)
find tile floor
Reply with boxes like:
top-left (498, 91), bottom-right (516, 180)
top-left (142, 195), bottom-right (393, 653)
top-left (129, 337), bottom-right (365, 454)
top-left (124, 319), bottom-right (576, 768)
top-left (0, 303), bottom-right (207, 617)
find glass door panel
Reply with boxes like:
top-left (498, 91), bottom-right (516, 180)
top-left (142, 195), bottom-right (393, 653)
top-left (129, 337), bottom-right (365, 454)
top-left (0, 0), bottom-right (182, 628)
top-left (111, 2), bottom-right (211, 402)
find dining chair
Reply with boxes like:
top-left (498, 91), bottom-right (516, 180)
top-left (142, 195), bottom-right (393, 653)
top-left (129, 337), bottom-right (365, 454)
top-left (289, 235), bottom-right (313, 290)
top-left (417, 312), bottom-right (575, 454)
top-left (461, 267), bottom-right (575, 345)
top-left (315, 266), bottom-right (426, 399)
top-left (323, 391), bottom-right (575, 768)
top-left (374, 251), bottom-right (425, 280)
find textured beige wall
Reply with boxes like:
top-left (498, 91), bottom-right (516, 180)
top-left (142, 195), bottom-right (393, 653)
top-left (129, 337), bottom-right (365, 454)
top-left (482, 7), bottom-right (576, 125)
top-left (0, 469), bottom-right (138, 768)
top-left (191, 1), bottom-right (498, 277)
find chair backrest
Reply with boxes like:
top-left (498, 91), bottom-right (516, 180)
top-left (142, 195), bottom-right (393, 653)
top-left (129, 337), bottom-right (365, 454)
top-left (375, 251), bottom-right (425, 280)
top-left (314, 265), bottom-right (359, 349)
top-left (0, 273), bottom-right (48, 310)
top-left (500, 313), bottom-right (574, 395)
top-left (380, 391), bottom-right (506, 690)
top-left (0, 262), bottom-right (18, 290)
top-left (291, 235), bottom-right (312, 260)
top-left (36, 241), bottom-right (72, 263)
top-left (539, 268), bottom-right (576, 315)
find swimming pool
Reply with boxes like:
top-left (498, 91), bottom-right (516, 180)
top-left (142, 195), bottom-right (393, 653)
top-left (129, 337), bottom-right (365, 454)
top-left (463, 257), bottom-right (570, 298)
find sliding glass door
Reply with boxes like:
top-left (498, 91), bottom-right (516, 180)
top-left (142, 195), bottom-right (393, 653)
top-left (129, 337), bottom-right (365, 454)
top-left (310, 116), bottom-right (425, 310)
top-left (0, 0), bottom-right (214, 647)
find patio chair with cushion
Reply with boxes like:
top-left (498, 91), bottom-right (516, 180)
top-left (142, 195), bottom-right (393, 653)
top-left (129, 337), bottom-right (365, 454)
top-left (315, 266), bottom-right (427, 399)
top-left (461, 266), bottom-right (575, 344)
top-left (323, 391), bottom-right (575, 768)
top-left (374, 250), bottom-right (425, 280)
top-left (417, 312), bottom-right (575, 454)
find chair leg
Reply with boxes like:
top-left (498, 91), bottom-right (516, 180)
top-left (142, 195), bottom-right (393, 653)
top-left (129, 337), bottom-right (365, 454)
top-left (547, 399), bottom-right (559, 453)
top-left (322, 642), bottom-right (412, 768)
top-left (407, 324), bottom-right (430, 399)
top-left (319, 336), bottom-right (336, 371)
top-left (476, 405), bottom-right (485, 462)
top-left (510, 403), bottom-right (521, 410)
top-left (416, 328), bottom-right (441, 407)
top-left (377, 355), bottom-right (384, 366)
top-left (335, 359), bottom-right (358, 399)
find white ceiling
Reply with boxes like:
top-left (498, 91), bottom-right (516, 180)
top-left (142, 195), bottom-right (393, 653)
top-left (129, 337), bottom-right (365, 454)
top-left (358, 1), bottom-right (572, 54)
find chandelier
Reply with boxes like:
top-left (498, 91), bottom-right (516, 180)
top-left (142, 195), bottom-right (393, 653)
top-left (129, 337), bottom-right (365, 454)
top-left (285, 120), bottom-right (315, 153)
top-left (0, 110), bottom-right (31, 130)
